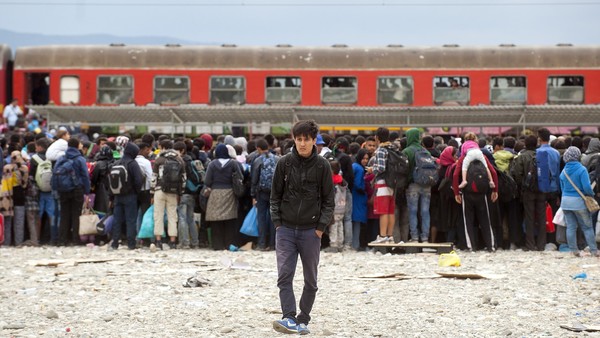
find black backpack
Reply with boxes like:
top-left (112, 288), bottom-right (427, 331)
top-left (497, 170), bottom-right (518, 202)
top-left (465, 160), bottom-right (490, 194)
top-left (107, 159), bottom-right (132, 195)
top-left (384, 146), bottom-right (410, 192)
top-left (161, 156), bottom-right (183, 194)
top-left (522, 155), bottom-right (539, 192)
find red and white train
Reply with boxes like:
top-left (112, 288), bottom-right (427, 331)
top-left (1, 43), bottom-right (599, 134)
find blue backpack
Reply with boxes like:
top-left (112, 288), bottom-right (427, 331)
top-left (258, 154), bottom-right (278, 191)
top-left (185, 159), bottom-right (205, 193)
top-left (412, 149), bottom-right (439, 186)
top-left (51, 156), bottom-right (81, 192)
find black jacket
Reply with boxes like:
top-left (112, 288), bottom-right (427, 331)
top-left (270, 146), bottom-right (335, 232)
top-left (336, 151), bottom-right (354, 191)
top-left (111, 142), bottom-right (143, 196)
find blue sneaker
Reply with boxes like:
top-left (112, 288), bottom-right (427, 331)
top-left (297, 323), bottom-right (310, 335)
top-left (273, 318), bottom-right (298, 334)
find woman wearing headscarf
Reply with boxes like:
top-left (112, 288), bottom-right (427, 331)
top-left (204, 144), bottom-right (242, 250)
top-left (91, 145), bottom-right (114, 214)
top-left (559, 146), bottom-right (599, 257)
top-left (1, 150), bottom-right (29, 246)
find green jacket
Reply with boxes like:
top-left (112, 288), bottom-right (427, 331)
top-left (493, 150), bottom-right (515, 174)
top-left (402, 128), bottom-right (427, 184)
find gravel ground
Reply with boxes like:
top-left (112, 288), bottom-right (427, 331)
top-left (1, 245), bottom-right (599, 337)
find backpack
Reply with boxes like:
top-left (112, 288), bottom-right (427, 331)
top-left (185, 159), bottom-right (205, 193)
top-left (51, 156), bottom-right (81, 192)
top-left (412, 149), bottom-right (439, 186)
top-left (107, 159), bottom-right (132, 195)
top-left (384, 146), bottom-right (410, 192)
top-left (32, 154), bottom-right (52, 192)
top-left (465, 160), bottom-right (490, 194)
top-left (232, 164), bottom-right (247, 198)
top-left (497, 169), bottom-right (518, 203)
top-left (334, 183), bottom-right (347, 214)
top-left (322, 151), bottom-right (335, 161)
top-left (160, 156), bottom-right (183, 194)
top-left (258, 154), bottom-right (278, 191)
top-left (522, 155), bottom-right (539, 192)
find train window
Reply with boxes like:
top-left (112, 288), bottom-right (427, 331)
top-left (433, 76), bottom-right (469, 105)
top-left (547, 76), bottom-right (584, 104)
top-left (60, 76), bottom-right (79, 104)
top-left (154, 76), bottom-right (190, 104)
top-left (377, 77), bottom-right (413, 104)
top-left (265, 77), bottom-right (301, 104)
top-left (210, 76), bottom-right (246, 105)
top-left (322, 77), bottom-right (357, 104)
top-left (490, 76), bottom-right (527, 105)
top-left (97, 75), bottom-right (133, 104)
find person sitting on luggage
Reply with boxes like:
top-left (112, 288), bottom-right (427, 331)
top-left (458, 133), bottom-right (495, 189)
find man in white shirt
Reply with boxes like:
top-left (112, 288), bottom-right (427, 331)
top-left (3, 98), bottom-right (23, 130)
top-left (135, 141), bottom-right (153, 240)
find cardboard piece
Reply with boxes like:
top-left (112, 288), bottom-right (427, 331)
top-left (560, 323), bottom-right (600, 332)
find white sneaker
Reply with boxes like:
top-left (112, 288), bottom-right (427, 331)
top-left (386, 236), bottom-right (395, 243)
top-left (369, 235), bottom-right (388, 244)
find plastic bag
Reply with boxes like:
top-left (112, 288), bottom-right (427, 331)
top-left (240, 206), bottom-right (258, 237)
top-left (137, 205), bottom-right (166, 239)
top-left (438, 251), bottom-right (461, 267)
top-left (553, 207), bottom-right (565, 227)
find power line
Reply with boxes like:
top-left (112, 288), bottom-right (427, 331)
top-left (0, 1), bottom-right (598, 7)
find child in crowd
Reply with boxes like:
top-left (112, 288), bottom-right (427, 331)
top-left (458, 132), bottom-right (495, 189)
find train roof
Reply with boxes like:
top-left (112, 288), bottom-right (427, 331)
top-left (14, 44), bottom-right (600, 70)
top-left (0, 44), bottom-right (12, 69)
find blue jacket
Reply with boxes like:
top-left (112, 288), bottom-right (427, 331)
top-left (560, 161), bottom-right (594, 198)
top-left (352, 162), bottom-right (367, 223)
top-left (537, 144), bottom-right (561, 193)
top-left (65, 147), bottom-right (91, 194)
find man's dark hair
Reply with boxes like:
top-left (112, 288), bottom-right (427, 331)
top-left (492, 137), bottom-right (503, 149)
top-left (26, 142), bottom-right (36, 154)
top-left (354, 135), bottom-right (366, 145)
top-left (157, 134), bottom-right (170, 142)
top-left (366, 136), bottom-right (376, 143)
top-left (503, 136), bottom-right (516, 149)
top-left (67, 138), bottom-right (80, 148)
top-left (447, 138), bottom-right (459, 148)
top-left (554, 140), bottom-right (567, 150)
top-left (321, 133), bottom-right (333, 147)
top-left (247, 139), bottom-right (257, 154)
top-left (193, 137), bottom-right (205, 150)
top-left (399, 137), bottom-right (407, 150)
top-left (95, 137), bottom-right (107, 146)
top-left (348, 142), bottom-right (360, 156)
top-left (376, 127), bottom-right (390, 143)
top-left (173, 141), bottom-right (186, 153)
top-left (264, 134), bottom-right (275, 148)
top-left (514, 140), bottom-right (525, 153)
top-left (582, 136), bottom-right (592, 152)
top-left (329, 160), bottom-right (341, 175)
top-left (389, 131), bottom-right (400, 142)
top-left (141, 133), bottom-right (155, 146)
top-left (160, 139), bottom-right (174, 150)
top-left (537, 128), bottom-right (551, 142)
top-left (478, 138), bottom-right (487, 148)
top-left (233, 144), bottom-right (243, 155)
top-left (105, 141), bottom-right (116, 151)
top-left (571, 136), bottom-right (583, 150)
top-left (335, 137), bottom-right (349, 150)
top-left (525, 135), bottom-right (538, 150)
top-left (434, 136), bottom-right (444, 146)
top-left (35, 137), bottom-right (50, 150)
top-left (135, 141), bottom-right (150, 150)
top-left (291, 120), bottom-right (319, 140)
top-left (256, 139), bottom-right (269, 151)
top-left (422, 135), bottom-right (434, 148)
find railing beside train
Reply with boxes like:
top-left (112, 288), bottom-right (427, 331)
top-left (25, 104), bottom-right (600, 136)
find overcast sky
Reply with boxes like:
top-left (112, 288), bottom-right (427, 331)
top-left (1, 0), bottom-right (598, 46)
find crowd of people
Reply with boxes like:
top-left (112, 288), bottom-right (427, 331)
top-left (0, 119), bottom-right (599, 258)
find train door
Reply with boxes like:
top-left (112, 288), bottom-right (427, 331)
top-left (25, 72), bottom-right (50, 105)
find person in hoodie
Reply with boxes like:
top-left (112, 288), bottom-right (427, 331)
top-left (493, 137), bottom-right (517, 174)
top-left (402, 128), bottom-right (432, 243)
top-left (581, 137), bottom-right (600, 170)
top-left (56, 138), bottom-right (90, 246)
top-left (109, 142), bottom-right (143, 250)
top-left (91, 145), bottom-right (114, 215)
top-left (560, 146), bottom-right (599, 257)
top-left (351, 149), bottom-right (369, 250)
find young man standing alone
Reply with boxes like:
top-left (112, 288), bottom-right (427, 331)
top-left (270, 120), bottom-right (335, 335)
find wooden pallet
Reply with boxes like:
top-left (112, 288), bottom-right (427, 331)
top-left (368, 241), bottom-right (454, 254)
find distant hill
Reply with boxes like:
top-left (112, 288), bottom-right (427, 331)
top-left (0, 28), bottom-right (217, 51)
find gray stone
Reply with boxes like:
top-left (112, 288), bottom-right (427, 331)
top-left (45, 310), bottom-right (59, 319)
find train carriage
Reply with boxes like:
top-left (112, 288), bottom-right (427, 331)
top-left (10, 44), bottom-right (600, 134)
